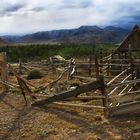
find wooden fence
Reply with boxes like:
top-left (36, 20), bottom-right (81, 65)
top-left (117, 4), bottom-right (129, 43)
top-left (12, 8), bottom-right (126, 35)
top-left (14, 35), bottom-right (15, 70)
top-left (1, 50), bottom-right (140, 117)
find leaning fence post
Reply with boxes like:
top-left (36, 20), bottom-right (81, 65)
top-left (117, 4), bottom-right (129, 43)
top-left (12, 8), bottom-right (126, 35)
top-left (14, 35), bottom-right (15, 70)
top-left (100, 75), bottom-right (109, 117)
top-left (0, 52), bottom-right (8, 92)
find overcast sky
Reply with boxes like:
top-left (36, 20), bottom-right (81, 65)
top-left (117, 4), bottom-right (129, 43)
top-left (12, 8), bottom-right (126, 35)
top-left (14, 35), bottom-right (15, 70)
top-left (0, 0), bottom-right (140, 35)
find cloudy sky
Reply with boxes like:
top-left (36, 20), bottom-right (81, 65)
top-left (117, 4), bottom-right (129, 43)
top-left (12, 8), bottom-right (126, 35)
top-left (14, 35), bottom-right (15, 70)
top-left (0, 0), bottom-right (140, 35)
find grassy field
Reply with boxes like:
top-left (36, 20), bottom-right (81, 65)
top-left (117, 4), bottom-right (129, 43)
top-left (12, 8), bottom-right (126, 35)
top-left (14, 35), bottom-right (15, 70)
top-left (0, 44), bottom-right (117, 62)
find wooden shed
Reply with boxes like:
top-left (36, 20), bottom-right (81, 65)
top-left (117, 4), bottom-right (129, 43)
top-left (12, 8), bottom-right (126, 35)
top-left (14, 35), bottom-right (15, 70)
top-left (115, 25), bottom-right (140, 54)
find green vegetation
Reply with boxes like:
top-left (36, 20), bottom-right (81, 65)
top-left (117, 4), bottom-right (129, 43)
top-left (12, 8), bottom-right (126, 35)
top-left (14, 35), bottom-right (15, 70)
top-left (36, 128), bottom-right (55, 137)
top-left (67, 79), bottom-right (81, 86)
top-left (0, 44), bottom-right (117, 62)
top-left (27, 70), bottom-right (43, 79)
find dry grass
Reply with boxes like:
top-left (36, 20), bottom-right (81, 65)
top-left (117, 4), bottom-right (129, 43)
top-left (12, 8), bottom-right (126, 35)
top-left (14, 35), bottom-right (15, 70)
top-left (0, 69), bottom-right (140, 140)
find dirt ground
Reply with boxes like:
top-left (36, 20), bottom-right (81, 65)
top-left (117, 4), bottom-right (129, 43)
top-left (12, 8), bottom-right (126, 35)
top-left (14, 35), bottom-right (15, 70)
top-left (0, 73), bottom-right (140, 140)
top-left (0, 92), bottom-right (140, 140)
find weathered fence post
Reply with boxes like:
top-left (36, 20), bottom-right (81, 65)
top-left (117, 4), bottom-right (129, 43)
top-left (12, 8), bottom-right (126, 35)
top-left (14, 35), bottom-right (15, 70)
top-left (68, 58), bottom-right (76, 80)
top-left (50, 57), bottom-right (56, 80)
top-left (111, 50), bottom-right (114, 59)
top-left (88, 56), bottom-right (92, 76)
top-left (100, 75), bottom-right (109, 117)
top-left (129, 44), bottom-right (136, 90)
top-left (136, 68), bottom-right (140, 87)
top-left (19, 58), bottom-right (22, 74)
top-left (136, 68), bottom-right (140, 79)
top-left (124, 52), bottom-right (127, 59)
top-left (95, 57), bottom-right (99, 79)
top-left (118, 53), bottom-right (121, 59)
top-left (99, 49), bottom-right (103, 74)
top-left (0, 52), bottom-right (8, 92)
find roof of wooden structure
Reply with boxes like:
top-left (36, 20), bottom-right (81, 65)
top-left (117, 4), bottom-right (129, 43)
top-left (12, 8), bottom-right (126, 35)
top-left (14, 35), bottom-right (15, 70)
top-left (115, 25), bottom-right (140, 53)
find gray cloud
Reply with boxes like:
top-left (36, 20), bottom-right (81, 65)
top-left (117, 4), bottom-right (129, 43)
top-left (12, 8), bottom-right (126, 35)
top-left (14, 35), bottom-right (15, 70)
top-left (79, 0), bottom-right (93, 8)
top-left (0, 0), bottom-right (140, 35)
top-left (4, 4), bottom-right (25, 12)
top-left (61, 0), bottom-right (93, 9)
top-left (31, 7), bottom-right (45, 12)
top-left (111, 11), bottom-right (140, 29)
top-left (0, 2), bottom-right (26, 17)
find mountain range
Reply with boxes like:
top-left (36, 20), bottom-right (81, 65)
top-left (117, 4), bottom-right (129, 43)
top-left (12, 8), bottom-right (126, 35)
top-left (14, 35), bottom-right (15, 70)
top-left (0, 38), bottom-right (7, 45)
top-left (0, 26), bottom-right (130, 45)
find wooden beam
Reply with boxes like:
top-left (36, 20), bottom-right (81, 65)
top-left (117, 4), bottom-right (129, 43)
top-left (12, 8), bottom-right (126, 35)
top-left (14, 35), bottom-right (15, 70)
top-left (110, 101), bottom-right (140, 116)
top-left (110, 92), bottom-right (140, 104)
top-left (108, 74), bottom-right (131, 96)
top-left (8, 64), bottom-right (39, 88)
top-left (88, 56), bottom-right (92, 76)
top-left (100, 64), bottom-right (131, 67)
top-left (65, 96), bottom-right (105, 101)
top-left (109, 79), bottom-right (140, 88)
top-left (52, 102), bottom-right (105, 109)
top-left (103, 59), bottom-right (131, 62)
top-left (95, 57), bottom-right (99, 79)
top-left (107, 69), bottom-right (128, 86)
top-left (118, 85), bottom-right (129, 95)
top-left (0, 52), bottom-right (8, 92)
top-left (72, 76), bottom-right (95, 82)
top-left (100, 76), bottom-right (109, 117)
top-left (0, 80), bottom-right (19, 89)
top-left (128, 89), bottom-right (140, 94)
top-left (32, 78), bottom-right (103, 107)
top-left (18, 59), bottom-right (22, 74)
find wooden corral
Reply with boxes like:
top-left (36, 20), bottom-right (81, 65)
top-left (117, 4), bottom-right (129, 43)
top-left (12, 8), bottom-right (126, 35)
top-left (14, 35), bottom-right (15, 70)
top-left (1, 26), bottom-right (140, 118)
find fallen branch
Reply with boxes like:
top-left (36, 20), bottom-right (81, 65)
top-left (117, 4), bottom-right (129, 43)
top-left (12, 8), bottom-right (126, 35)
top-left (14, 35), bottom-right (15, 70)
top-left (0, 80), bottom-right (19, 89)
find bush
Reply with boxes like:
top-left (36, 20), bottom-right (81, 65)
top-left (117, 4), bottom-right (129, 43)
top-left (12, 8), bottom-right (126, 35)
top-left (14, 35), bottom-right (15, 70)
top-left (27, 70), bottom-right (43, 79)
top-left (67, 79), bottom-right (81, 87)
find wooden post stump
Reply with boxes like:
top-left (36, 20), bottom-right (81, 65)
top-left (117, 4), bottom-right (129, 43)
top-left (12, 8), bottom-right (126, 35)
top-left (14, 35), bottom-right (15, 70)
top-left (0, 52), bottom-right (8, 92)
top-left (88, 56), bottom-right (92, 77)
top-left (19, 58), bottom-right (22, 74)
top-left (100, 76), bottom-right (109, 117)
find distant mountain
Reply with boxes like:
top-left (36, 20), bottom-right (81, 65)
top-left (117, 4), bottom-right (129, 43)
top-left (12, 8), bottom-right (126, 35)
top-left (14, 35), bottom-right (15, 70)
top-left (1, 26), bottom-right (130, 44)
top-left (1, 35), bottom-right (21, 43)
top-left (0, 37), bottom-right (7, 45)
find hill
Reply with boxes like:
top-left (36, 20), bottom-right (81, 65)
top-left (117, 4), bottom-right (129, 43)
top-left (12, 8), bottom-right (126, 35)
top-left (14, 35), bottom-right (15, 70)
top-left (1, 26), bottom-right (130, 44)
top-left (0, 38), bottom-right (7, 45)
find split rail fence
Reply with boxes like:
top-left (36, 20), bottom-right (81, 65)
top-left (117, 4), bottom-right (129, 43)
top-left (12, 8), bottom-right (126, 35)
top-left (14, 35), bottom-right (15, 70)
top-left (0, 49), bottom-right (140, 117)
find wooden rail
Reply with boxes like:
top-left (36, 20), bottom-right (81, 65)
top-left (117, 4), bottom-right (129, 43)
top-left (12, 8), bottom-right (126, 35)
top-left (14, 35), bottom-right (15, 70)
top-left (108, 74), bottom-right (131, 96)
top-left (107, 69), bottom-right (129, 86)
top-left (52, 102), bottom-right (105, 109)
top-left (110, 92), bottom-right (140, 105)
top-left (32, 77), bottom-right (103, 107)
top-left (109, 79), bottom-right (140, 88)
top-left (110, 101), bottom-right (140, 116)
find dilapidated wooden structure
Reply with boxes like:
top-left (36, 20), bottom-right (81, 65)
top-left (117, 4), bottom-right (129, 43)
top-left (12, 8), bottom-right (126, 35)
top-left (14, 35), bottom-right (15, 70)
top-left (1, 25), bottom-right (140, 118)
top-left (114, 25), bottom-right (140, 59)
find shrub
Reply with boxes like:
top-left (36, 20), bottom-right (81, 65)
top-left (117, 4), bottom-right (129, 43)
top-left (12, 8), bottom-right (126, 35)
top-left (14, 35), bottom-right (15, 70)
top-left (67, 79), bottom-right (81, 87)
top-left (27, 70), bottom-right (43, 79)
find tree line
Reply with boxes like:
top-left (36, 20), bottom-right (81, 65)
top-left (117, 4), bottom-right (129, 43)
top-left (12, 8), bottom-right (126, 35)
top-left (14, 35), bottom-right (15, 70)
top-left (0, 44), bottom-right (117, 62)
